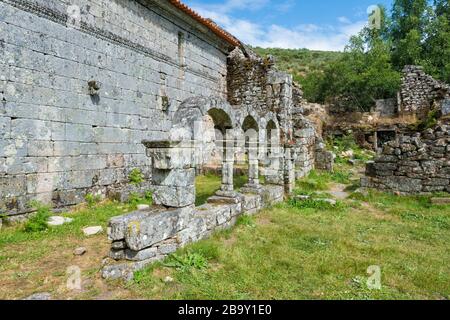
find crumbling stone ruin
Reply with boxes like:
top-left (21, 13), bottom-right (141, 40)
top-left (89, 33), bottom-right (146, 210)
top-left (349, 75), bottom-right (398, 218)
top-left (358, 66), bottom-right (450, 194)
top-left (362, 120), bottom-right (450, 194)
top-left (325, 65), bottom-right (450, 153)
top-left (400, 66), bottom-right (450, 118)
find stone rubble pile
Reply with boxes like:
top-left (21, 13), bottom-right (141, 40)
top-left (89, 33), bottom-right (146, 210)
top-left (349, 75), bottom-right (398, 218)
top-left (400, 65), bottom-right (450, 116)
top-left (362, 121), bottom-right (450, 193)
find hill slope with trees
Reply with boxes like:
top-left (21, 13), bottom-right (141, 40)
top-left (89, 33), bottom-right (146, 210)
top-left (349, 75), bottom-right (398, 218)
top-left (254, 0), bottom-right (450, 113)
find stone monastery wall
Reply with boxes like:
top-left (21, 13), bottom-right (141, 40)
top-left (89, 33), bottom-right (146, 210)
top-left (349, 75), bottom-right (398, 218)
top-left (0, 0), bottom-right (231, 216)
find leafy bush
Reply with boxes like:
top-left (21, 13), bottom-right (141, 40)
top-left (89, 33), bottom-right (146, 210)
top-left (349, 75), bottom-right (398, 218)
top-left (164, 251), bottom-right (209, 272)
top-left (23, 201), bottom-right (51, 233)
top-left (328, 134), bottom-right (374, 163)
top-left (129, 168), bottom-right (144, 185)
top-left (331, 171), bottom-right (352, 184)
top-left (296, 170), bottom-right (330, 191)
top-left (144, 191), bottom-right (153, 202)
top-left (85, 193), bottom-right (101, 207)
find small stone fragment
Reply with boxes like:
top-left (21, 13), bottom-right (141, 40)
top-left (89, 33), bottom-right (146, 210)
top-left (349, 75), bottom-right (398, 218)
top-left (23, 292), bottom-right (52, 300)
top-left (73, 247), bottom-right (87, 256)
top-left (83, 226), bottom-right (103, 236)
top-left (137, 204), bottom-right (150, 211)
top-left (321, 199), bottom-right (337, 206)
top-left (164, 276), bottom-right (174, 283)
top-left (294, 195), bottom-right (310, 201)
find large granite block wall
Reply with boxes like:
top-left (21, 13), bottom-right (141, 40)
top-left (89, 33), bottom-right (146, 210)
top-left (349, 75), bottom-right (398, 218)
top-left (0, 0), bottom-right (230, 217)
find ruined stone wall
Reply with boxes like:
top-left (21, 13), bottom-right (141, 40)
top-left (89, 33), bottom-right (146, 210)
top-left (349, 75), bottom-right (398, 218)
top-left (361, 120), bottom-right (450, 193)
top-left (0, 0), bottom-right (230, 216)
top-left (400, 65), bottom-right (450, 117)
top-left (227, 48), bottom-right (294, 142)
top-left (227, 48), bottom-right (318, 177)
top-left (103, 184), bottom-right (285, 280)
top-left (292, 108), bottom-right (316, 178)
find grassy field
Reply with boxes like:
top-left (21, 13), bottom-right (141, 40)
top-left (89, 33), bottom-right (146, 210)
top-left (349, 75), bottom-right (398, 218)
top-left (0, 167), bottom-right (449, 300)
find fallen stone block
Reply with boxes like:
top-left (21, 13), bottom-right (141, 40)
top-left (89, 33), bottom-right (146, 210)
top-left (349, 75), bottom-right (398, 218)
top-left (83, 226), bottom-right (103, 236)
top-left (48, 216), bottom-right (73, 226)
top-left (73, 247), bottom-right (87, 256)
top-left (124, 206), bottom-right (194, 251)
top-left (137, 204), bottom-right (150, 211)
top-left (125, 247), bottom-right (157, 261)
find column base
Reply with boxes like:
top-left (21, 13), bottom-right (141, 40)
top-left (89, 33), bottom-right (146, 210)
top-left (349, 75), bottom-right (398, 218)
top-left (215, 190), bottom-right (240, 198)
top-left (241, 184), bottom-right (263, 195)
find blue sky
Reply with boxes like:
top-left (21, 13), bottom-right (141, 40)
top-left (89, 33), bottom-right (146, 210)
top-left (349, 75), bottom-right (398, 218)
top-left (183, 0), bottom-right (394, 51)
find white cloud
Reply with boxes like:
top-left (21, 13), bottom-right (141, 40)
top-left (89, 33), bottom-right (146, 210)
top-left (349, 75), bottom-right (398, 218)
top-left (188, 1), bottom-right (367, 51)
top-left (338, 16), bottom-right (351, 24)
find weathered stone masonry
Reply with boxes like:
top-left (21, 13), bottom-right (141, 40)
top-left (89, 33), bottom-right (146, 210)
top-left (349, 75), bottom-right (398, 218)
top-left (0, 0), bottom-right (232, 216)
top-left (0, 0), bottom-right (330, 278)
top-left (400, 65), bottom-right (450, 118)
top-left (362, 120), bottom-right (450, 193)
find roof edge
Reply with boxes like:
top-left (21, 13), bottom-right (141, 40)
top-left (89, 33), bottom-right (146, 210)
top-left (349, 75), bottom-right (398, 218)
top-left (168, 0), bottom-right (241, 47)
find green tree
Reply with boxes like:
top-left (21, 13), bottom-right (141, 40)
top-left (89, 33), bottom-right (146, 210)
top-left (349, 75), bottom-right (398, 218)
top-left (423, 0), bottom-right (450, 82)
top-left (300, 6), bottom-right (401, 112)
top-left (390, 0), bottom-right (430, 68)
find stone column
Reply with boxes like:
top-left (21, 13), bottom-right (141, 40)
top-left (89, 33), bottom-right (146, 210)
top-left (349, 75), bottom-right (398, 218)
top-left (265, 141), bottom-right (284, 186)
top-left (215, 130), bottom-right (238, 198)
top-left (143, 140), bottom-right (195, 208)
top-left (242, 138), bottom-right (262, 193)
top-left (284, 145), bottom-right (295, 194)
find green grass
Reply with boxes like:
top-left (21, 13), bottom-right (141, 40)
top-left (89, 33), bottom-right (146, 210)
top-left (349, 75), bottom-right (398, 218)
top-left (295, 169), bottom-right (354, 193)
top-left (1, 172), bottom-right (449, 300)
top-left (0, 201), bottom-right (137, 248)
top-left (128, 189), bottom-right (450, 299)
top-left (195, 174), bottom-right (248, 206)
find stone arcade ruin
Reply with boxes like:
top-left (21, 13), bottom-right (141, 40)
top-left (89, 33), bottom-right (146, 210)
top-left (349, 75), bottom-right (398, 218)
top-left (0, 0), bottom-right (331, 277)
top-left (102, 49), bottom-right (329, 279)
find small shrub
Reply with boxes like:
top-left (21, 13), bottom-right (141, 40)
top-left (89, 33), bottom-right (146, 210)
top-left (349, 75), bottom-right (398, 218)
top-left (164, 251), bottom-right (209, 272)
top-left (296, 170), bottom-right (330, 191)
top-left (129, 168), bottom-right (144, 185)
top-left (128, 192), bottom-right (143, 206)
top-left (85, 193), bottom-right (101, 207)
top-left (23, 201), bottom-right (51, 233)
top-left (144, 191), bottom-right (153, 203)
top-left (413, 110), bottom-right (439, 131)
top-left (331, 171), bottom-right (352, 184)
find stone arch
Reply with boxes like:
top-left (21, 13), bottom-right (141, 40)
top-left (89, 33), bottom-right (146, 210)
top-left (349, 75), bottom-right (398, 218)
top-left (172, 97), bottom-right (237, 135)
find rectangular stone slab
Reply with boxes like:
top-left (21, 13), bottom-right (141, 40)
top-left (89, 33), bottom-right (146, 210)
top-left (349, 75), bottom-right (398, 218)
top-left (125, 206), bottom-right (194, 251)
